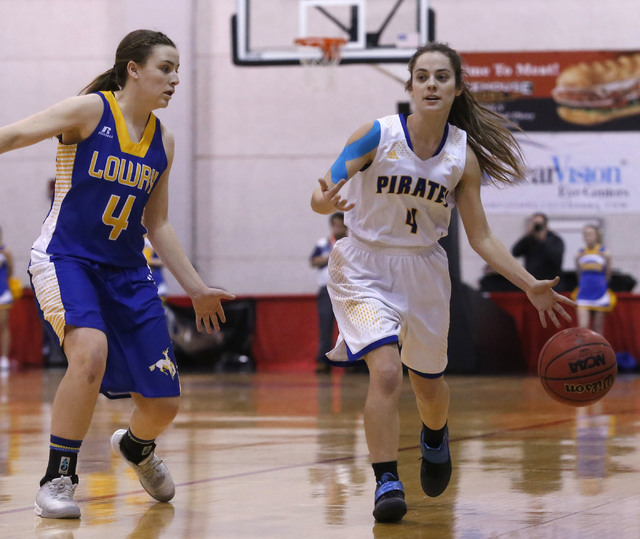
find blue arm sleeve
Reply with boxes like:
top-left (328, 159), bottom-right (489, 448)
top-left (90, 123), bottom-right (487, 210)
top-left (330, 121), bottom-right (381, 184)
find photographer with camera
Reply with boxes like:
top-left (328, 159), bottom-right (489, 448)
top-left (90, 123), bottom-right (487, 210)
top-left (511, 213), bottom-right (565, 284)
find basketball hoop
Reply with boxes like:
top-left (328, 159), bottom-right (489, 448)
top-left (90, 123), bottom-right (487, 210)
top-left (294, 37), bottom-right (347, 90)
top-left (295, 37), bottom-right (347, 65)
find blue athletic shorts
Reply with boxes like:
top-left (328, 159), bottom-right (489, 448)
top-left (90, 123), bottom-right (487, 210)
top-left (29, 254), bottom-right (180, 399)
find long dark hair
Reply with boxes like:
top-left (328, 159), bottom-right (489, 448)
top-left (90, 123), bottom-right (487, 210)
top-left (80, 29), bottom-right (176, 95)
top-left (406, 42), bottom-right (526, 185)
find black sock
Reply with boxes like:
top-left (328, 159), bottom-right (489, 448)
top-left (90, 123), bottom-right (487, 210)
top-left (372, 461), bottom-right (398, 483)
top-left (422, 422), bottom-right (447, 448)
top-left (119, 428), bottom-right (156, 464)
top-left (40, 435), bottom-right (81, 486)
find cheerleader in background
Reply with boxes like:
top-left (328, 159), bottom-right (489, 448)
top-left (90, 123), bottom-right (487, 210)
top-left (0, 226), bottom-right (14, 370)
top-left (575, 224), bottom-right (616, 336)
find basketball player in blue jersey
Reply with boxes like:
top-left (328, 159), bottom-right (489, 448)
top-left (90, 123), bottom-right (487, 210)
top-left (311, 42), bottom-right (576, 523)
top-left (0, 30), bottom-right (235, 519)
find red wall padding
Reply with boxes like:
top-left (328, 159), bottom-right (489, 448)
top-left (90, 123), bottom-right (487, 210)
top-left (8, 291), bottom-right (638, 374)
top-left (8, 289), bottom-right (43, 368)
top-left (8, 292), bottom-right (323, 372)
top-left (488, 292), bottom-right (640, 373)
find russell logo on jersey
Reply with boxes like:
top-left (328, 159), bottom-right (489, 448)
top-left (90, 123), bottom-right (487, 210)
top-left (98, 126), bottom-right (114, 139)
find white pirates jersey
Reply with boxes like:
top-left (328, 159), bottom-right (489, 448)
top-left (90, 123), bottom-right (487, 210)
top-left (344, 114), bottom-right (467, 248)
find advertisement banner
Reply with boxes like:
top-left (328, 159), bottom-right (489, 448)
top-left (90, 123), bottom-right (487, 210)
top-left (462, 50), bottom-right (640, 132)
top-left (481, 133), bottom-right (640, 214)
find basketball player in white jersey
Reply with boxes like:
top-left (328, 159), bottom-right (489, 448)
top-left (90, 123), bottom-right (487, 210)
top-left (311, 42), bottom-right (575, 523)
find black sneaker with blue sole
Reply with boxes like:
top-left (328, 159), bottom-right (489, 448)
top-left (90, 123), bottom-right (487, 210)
top-left (372, 472), bottom-right (407, 523)
top-left (420, 424), bottom-right (452, 497)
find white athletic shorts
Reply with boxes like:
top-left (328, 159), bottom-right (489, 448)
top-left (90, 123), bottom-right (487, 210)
top-left (326, 234), bottom-right (451, 376)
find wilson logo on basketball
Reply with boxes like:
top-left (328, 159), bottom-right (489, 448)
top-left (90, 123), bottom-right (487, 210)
top-left (568, 353), bottom-right (606, 373)
top-left (564, 374), bottom-right (614, 394)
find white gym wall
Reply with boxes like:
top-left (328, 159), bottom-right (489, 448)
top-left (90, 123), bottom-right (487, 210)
top-left (0, 0), bottom-right (638, 295)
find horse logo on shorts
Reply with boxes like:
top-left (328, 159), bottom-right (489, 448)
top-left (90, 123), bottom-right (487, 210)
top-left (149, 349), bottom-right (177, 379)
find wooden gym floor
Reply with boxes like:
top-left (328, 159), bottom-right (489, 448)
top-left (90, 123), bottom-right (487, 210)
top-left (0, 368), bottom-right (639, 538)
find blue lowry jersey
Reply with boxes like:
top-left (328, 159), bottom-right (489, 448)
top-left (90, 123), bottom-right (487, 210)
top-left (32, 91), bottom-right (168, 267)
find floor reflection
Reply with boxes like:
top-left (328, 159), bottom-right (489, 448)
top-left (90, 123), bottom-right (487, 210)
top-left (0, 371), bottom-right (639, 537)
top-left (575, 405), bottom-right (612, 495)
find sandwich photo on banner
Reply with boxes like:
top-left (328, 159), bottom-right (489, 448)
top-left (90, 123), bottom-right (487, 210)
top-left (462, 50), bottom-right (640, 132)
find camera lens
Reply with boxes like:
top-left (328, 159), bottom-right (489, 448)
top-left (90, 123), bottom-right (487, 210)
top-left (533, 223), bottom-right (544, 232)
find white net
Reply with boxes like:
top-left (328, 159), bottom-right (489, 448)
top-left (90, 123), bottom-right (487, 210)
top-left (295, 37), bottom-right (346, 90)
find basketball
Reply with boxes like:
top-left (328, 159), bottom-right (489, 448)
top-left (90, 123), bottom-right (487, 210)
top-left (538, 328), bottom-right (617, 406)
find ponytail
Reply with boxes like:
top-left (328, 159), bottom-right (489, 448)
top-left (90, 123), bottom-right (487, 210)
top-left (80, 66), bottom-right (120, 95)
top-left (449, 86), bottom-right (526, 186)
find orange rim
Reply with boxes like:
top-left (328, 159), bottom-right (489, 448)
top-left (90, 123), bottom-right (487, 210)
top-left (294, 37), bottom-right (347, 60)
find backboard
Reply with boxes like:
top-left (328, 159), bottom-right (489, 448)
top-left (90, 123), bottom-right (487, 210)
top-left (231, 0), bottom-right (435, 66)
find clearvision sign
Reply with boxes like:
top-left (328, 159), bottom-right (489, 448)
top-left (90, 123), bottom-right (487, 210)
top-left (481, 133), bottom-right (638, 214)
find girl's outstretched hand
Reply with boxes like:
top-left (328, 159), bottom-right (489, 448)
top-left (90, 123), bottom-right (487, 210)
top-left (192, 287), bottom-right (236, 333)
top-left (525, 276), bottom-right (576, 328)
top-left (317, 178), bottom-right (355, 212)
